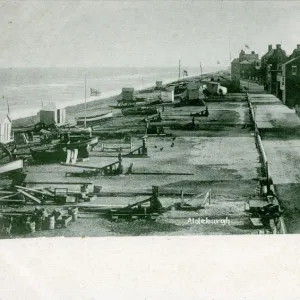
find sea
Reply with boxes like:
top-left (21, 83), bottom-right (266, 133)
top-left (0, 66), bottom-right (222, 120)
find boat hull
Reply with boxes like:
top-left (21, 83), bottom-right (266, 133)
top-left (122, 107), bottom-right (158, 116)
top-left (0, 159), bottom-right (23, 175)
top-left (75, 112), bottom-right (113, 126)
top-left (30, 147), bottom-right (68, 163)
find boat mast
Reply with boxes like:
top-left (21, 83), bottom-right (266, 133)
top-left (84, 75), bottom-right (87, 128)
top-left (178, 60), bottom-right (181, 81)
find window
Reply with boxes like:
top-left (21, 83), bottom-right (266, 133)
top-left (278, 63), bottom-right (282, 70)
top-left (292, 66), bottom-right (297, 76)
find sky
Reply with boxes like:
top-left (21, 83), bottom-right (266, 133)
top-left (0, 0), bottom-right (300, 68)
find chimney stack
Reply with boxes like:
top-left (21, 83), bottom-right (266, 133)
top-left (276, 44), bottom-right (281, 50)
top-left (297, 44), bottom-right (300, 50)
top-left (251, 51), bottom-right (255, 54)
top-left (268, 45), bottom-right (272, 52)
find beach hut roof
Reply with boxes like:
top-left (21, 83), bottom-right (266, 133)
top-left (40, 102), bottom-right (64, 111)
top-left (0, 112), bottom-right (10, 123)
top-left (122, 87), bottom-right (134, 92)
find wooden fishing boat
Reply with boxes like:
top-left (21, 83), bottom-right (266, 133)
top-left (122, 107), bottom-right (158, 116)
top-left (12, 124), bottom-right (35, 134)
top-left (75, 112), bottom-right (113, 126)
top-left (109, 101), bottom-right (136, 109)
top-left (110, 99), bottom-right (161, 109)
top-left (30, 146), bottom-right (68, 163)
top-left (0, 159), bottom-right (23, 175)
top-left (59, 136), bottom-right (94, 150)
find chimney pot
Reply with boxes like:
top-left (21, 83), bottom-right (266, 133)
top-left (268, 45), bottom-right (272, 51)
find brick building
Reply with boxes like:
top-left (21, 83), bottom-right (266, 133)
top-left (289, 44), bottom-right (300, 60)
top-left (231, 50), bottom-right (260, 80)
top-left (281, 56), bottom-right (300, 107)
top-left (262, 44), bottom-right (288, 96)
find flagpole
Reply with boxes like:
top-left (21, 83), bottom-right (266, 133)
top-left (200, 62), bottom-right (203, 78)
top-left (84, 75), bottom-right (87, 128)
top-left (6, 98), bottom-right (10, 115)
top-left (178, 60), bottom-right (181, 81)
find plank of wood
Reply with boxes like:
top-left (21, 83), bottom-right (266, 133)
top-left (25, 181), bottom-right (93, 185)
top-left (0, 191), bottom-right (15, 195)
top-left (250, 218), bottom-right (264, 228)
top-left (60, 163), bottom-right (102, 170)
top-left (249, 200), bottom-right (268, 208)
top-left (0, 193), bottom-right (20, 200)
top-left (0, 199), bottom-right (25, 203)
top-left (130, 172), bottom-right (194, 176)
top-left (17, 189), bottom-right (42, 204)
top-left (15, 185), bottom-right (54, 197)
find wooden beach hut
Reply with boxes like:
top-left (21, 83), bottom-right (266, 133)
top-left (187, 82), bottom-right (200, 100)
top-left (122, 88), bottom-right (134, 101)
top-left (39, 102), bottom-right (66, 126)
top-left (161, 88), bottom-right (174, 102)
top-left (0, 112), bottom-right (12, 143)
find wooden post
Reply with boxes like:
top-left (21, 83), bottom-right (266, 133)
top-left (142, 137), bottom-right (147, 155)
top-left (266, 161), bottom-right (270, 194)
top-left (118, 153), bottom-right (123, 174)
top-left (208, 189), bottom-right (211, 205)
top-left (152, 186), bottom-right (159, 199)
top-left (145, 119), bottom-right (149, 135)
top-left (130, 138), bottom-right (133, 151)
top-left (180, 188), bottom-right (184, 204)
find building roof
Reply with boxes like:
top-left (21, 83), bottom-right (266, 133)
top-left (283, 56), bottom-right (300, 66)
top-left (267, 48), bottom-right (288, 64)
top-left (122, 88), bottom-right (134, 92)
top-left (40, 102), bottom-right (64, 111)
top-left (261, 49), bottom-right (275, 62)
top-left (231, 58), bottom-right (239, 64)
top-left (0, 112), bottom-right (10, 123)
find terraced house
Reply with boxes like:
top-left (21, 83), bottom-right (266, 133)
top-left (261, 44), bottom-right (288, 96)
top-left (281, 46), bottom-right (300, 107)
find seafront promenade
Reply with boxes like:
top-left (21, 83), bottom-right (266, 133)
top-left (242, 80), bottom-right (300, 233)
